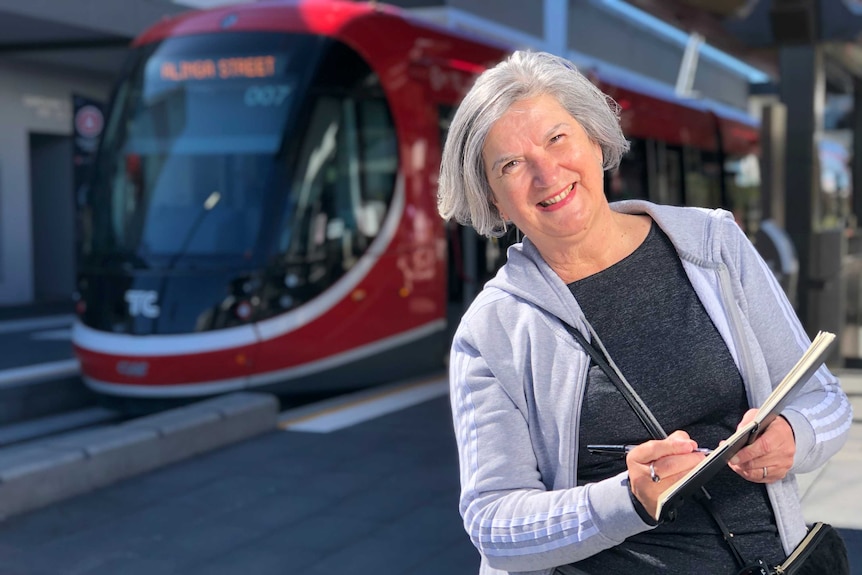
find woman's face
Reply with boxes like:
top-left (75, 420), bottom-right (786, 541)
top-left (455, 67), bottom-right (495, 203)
top-left (482, 94), bottom-right (607, 251)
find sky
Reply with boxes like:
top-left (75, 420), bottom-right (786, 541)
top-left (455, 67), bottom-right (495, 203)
top-left (171, 0), bottom-right (771, 83)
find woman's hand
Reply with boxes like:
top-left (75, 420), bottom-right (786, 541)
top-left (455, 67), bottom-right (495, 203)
top-left (728, 408), bottom-right (796, 484)
top-left (626, 430), bottom-right (708, 520)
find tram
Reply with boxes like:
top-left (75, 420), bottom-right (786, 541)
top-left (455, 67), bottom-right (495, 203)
top-left (72, 0), bottom-right (760, 401)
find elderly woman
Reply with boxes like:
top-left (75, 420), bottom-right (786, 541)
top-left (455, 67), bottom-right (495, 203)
top-left (438, 50), bottom-right (852, 575)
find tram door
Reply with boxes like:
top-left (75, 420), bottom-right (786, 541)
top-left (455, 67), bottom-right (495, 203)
top-left (30, 133), bottom-right (75, 302)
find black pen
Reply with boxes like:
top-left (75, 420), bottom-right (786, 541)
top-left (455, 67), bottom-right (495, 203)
top-left (587, 444), bottom-right (712, 455)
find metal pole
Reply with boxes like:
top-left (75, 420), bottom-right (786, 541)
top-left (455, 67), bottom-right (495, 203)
top-left (675, 33), bottom-right (704, 97)
top-left (544, 0), bottom-right (568, 55)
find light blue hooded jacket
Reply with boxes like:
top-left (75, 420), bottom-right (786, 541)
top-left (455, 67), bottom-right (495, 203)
top-left (449, 200), bottom-right (853, 575)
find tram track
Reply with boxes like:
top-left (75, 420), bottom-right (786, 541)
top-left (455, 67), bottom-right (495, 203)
top-left (0, 404), bottom-right (121, 448)
top-left (0, 361), bottom-right (121, 448)
top-left (0, 313), bottom-right (116, 448)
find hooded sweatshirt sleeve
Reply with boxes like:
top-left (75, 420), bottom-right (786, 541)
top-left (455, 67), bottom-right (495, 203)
top-left (719, 217), bottom-right (853, 473)
top-left (449, 300), bottom-right (655, 572)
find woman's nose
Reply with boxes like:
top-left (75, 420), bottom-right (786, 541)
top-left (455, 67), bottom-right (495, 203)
top-left (530, 153), bottom-right (560, 188)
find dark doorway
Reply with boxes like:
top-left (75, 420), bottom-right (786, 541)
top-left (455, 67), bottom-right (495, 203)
top-left (29, 133), bottom-right (75, 302)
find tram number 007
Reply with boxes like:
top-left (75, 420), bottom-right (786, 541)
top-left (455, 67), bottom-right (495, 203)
top-left (244, 84), bottom-right (291, 107)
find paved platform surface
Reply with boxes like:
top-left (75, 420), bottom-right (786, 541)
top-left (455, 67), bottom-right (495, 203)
top-left (0, 393), bottom-right (477, 575)
top-left (0, 371), bottom-right (859, 574)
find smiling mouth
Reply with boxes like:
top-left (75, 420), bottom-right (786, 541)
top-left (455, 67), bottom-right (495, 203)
top-left (538, 182), bottom-right (575, 207)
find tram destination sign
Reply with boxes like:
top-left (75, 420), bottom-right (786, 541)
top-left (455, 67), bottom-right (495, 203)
top-left (159, 55), bottom-right (277, 82)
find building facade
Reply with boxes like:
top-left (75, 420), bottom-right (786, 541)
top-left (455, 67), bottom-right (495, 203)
top-left (0, 0), bottom-right (191, 306)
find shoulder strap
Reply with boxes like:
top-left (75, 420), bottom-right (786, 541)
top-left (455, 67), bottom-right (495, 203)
top-left (565, 321), bottom-right (755, 570)
top-left (564, 323), bottom-right (666, 440)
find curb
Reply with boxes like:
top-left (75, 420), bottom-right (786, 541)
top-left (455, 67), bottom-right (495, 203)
top-left (0, 391), bottom-right (279, 521)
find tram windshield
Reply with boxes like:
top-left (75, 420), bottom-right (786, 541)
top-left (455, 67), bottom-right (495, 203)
top-left (81, 33), bottom-right (319, 264)
top-left (79, 30), bottom-right (399, 327)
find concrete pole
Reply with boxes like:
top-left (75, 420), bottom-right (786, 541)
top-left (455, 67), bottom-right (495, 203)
top-left (675, 32), bottom-right (704, 98)
top-left (544, 0), bottom-right (568, 55)
top-left (853, 76), bottom-right (862, 227)
top-left (779, 44), bottom-right (845, 339)
top-left (759, 101), bottom-right (788, 228)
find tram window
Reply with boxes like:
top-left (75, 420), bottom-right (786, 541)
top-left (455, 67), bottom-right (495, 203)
top-left (439, 105), bottom-right (467, 306)
top-left (663, 146), bottom-right (683, 206)
top-left (279, 94), bottom-right (396, 256)
top-left (82, 32), bottom-right (325, 260)
top-left (726, 153), bottom-right (761, 234)
top-left (645, 140), bottom-right (683, 206)
top-left (280, 96), bottom-right (346, 259)
top-left (609, 138), bottom-right (648, 201)
top-left (355, 99), bottom-right (397, 237)
top-left (438, 105), bottom-right (456, 145)
top-left (272, 39), bottom-right (397, 308)
top-left (682, 146), bottom-right (722, 208)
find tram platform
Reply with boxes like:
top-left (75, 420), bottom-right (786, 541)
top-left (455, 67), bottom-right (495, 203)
top-left (0, 371), bottom-right (859, 574)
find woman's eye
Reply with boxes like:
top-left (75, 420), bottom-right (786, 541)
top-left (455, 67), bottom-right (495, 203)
top-left (549, 134), bottom-right (564, 144)
top-left (502, 160), bottom-right (519, 173)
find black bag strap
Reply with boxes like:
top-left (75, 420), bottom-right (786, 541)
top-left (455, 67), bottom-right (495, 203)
top-left (565, 323), bottom-right (666, 440)
top-left (564, 322), bottom-right (754, 570)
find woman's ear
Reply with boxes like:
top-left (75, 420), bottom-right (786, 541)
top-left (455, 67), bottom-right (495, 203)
top-left (496, 205), bottom-right (508, 222)
top-left (490, 195), bottom-right (507, 221)
top-left (592, 139), bottom-right (604, 167)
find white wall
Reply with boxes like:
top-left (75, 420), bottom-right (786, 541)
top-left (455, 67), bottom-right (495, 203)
top-left (0, 60), bottom-right (111, 304)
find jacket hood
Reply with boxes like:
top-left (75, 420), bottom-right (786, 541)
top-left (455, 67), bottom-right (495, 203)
top-left (484, 200), bottom-right (734, 326)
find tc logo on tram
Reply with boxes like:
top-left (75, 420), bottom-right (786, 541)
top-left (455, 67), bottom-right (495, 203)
top-left (124, 289), bottom-right (160, 318)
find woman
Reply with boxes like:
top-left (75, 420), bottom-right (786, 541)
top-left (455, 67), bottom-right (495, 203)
top-left (438, 50), bottom-right (852, 575)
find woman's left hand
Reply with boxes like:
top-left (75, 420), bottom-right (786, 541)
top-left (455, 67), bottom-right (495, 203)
top-left (728, 408), bottom-right (796, 484)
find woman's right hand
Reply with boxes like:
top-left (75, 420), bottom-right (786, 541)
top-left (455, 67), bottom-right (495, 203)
top-left (626, 430), bottom-right (707, 520)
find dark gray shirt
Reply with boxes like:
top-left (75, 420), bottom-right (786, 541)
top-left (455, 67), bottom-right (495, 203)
top-left (565, 221), bottom-right (784, 574)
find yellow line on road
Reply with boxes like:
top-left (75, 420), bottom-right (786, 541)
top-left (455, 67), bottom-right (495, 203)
top-left (277, 374), bottom-right (447, 432)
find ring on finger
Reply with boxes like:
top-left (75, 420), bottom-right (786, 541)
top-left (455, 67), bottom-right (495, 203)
top-left (762, 466), bottom-right (768, 479)
top-left (649, 461), bottom-right (661, 483)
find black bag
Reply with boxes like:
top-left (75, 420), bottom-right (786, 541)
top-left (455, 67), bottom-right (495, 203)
top-left (771, 522), bottom-right (849, 575)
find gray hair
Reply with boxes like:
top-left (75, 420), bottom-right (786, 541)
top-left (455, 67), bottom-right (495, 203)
top-left (437, 50), bottom-right (630, 238)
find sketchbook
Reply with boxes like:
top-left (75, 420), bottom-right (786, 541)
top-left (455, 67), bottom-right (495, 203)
top-left (654, 330), bottom-right (837, 522)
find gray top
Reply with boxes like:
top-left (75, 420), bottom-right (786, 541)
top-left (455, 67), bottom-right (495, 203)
top-left (567, 222), bottom-right (783, 573)
top-left (448, 200), bottom-right (854, 575)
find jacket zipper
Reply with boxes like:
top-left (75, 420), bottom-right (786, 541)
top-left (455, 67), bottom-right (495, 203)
top-left (570, 338), bottom-right (589, 486)
top-left (716, 263), bottom-right (759, 408)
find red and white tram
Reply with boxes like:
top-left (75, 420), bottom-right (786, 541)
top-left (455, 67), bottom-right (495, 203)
top-left (72, 0), bottom-right (760, 403)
